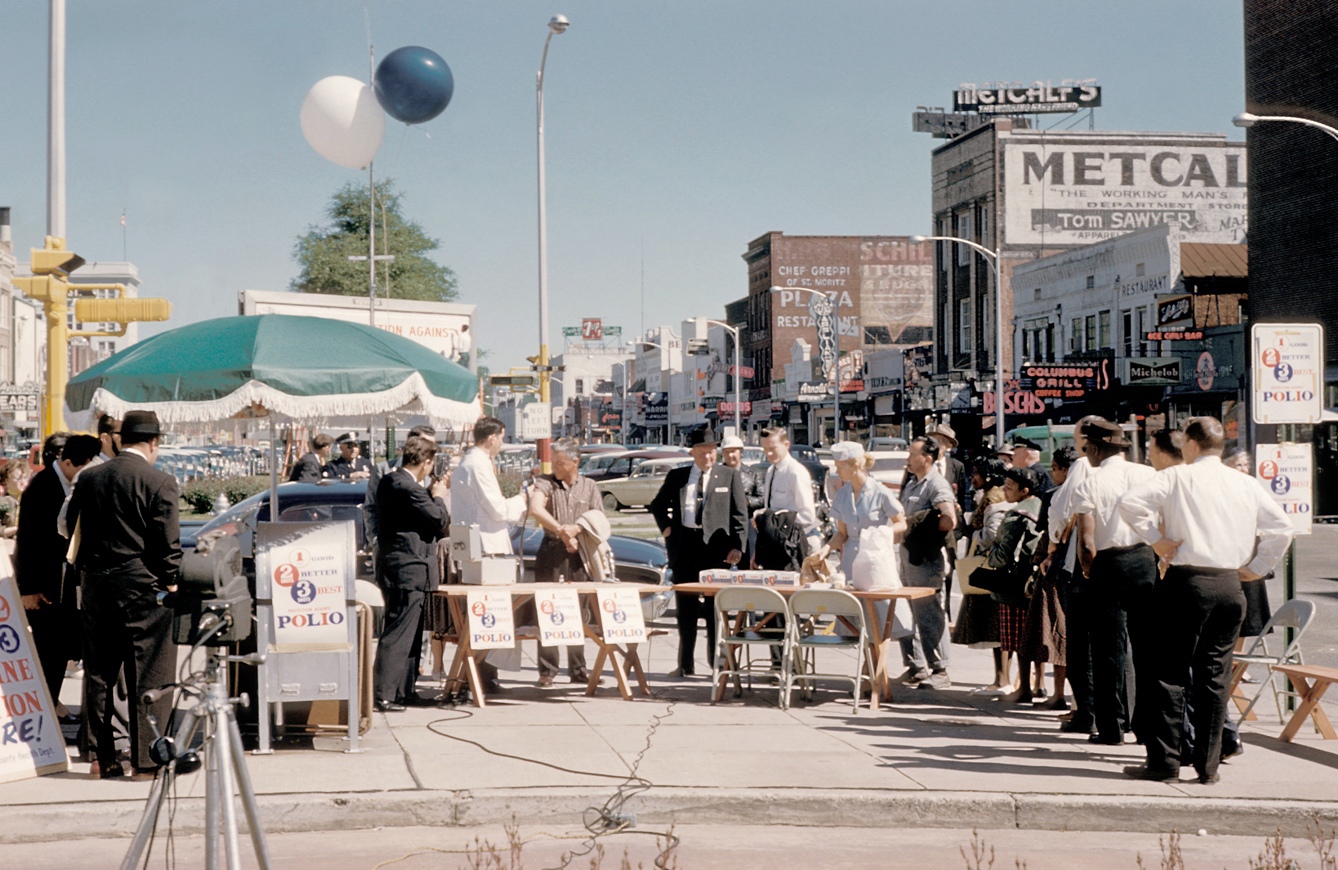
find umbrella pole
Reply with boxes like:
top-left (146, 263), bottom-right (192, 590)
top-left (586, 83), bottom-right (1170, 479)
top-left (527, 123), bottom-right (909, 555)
top-left (269, 416), bottom-right (279, 521)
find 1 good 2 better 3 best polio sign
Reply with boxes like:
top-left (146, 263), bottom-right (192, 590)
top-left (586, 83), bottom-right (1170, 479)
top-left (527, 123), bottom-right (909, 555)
top-left (0, 568), bottom-right (68, 782)
top-left (1252, 323), bottom-right (1324, 425)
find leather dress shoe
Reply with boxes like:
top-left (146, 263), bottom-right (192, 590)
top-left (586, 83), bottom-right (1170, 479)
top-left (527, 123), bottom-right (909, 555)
top-left (374, 699), bottom-right (405, 713)
top-left (1088, 733), bottom-right (1125, 745)
top-left (1123, 764), bottom-right (1180, 783)
top-left (667, 667), bottom-right (694, 679)
top-left (569, 669), bottom-right (590, 684)
top-left (536, 675), bottom-right (555, 688)
top-left (1197, 771), bottom-right (1221, 785)
top-left (403, 694), bottom-right (438, 707)
top-left (1060, 718), bottom-right (1095, 734)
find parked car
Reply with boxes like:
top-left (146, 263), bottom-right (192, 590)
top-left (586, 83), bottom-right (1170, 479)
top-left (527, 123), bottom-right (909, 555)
top-left (580, 450), bottom-right (629, 477)
top-left (596, 457), bottom-right (691, 511)
top-left (867, 449), bottom-right (910, 494)
top-left (867, 436), bottom-right (909, 451)
top-left (786, 444), bottom-right (830, 502)
top-left (585, 449), bottom-right (684, 482)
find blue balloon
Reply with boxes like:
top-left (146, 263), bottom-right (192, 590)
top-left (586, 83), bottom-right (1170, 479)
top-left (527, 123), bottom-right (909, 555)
top-left (374, 46), bottom-right (454, 125)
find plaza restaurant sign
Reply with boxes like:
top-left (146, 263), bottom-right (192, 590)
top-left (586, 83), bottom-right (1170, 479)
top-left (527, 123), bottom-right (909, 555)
top-left (1002, 138), bottom-right (1247, 246)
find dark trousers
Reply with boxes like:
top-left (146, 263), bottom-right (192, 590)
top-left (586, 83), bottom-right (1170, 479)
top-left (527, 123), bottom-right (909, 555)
top-left (1089, 543), bottom-right (1157, 742)
top-left (669, 527), bottom-right (727, 673)
top-left (81, 574), bottom-right (176, 770)
top-left (28, 603), bottom-right (73, 706)
top-left (1146, 566), bottom-right (1246, 778)
top-left (532, 539), bottom-right (589, 678)
top-left (374, 587), bottom-right (426, 703)
top-left (1064, 573), bottom-right (1096, 730)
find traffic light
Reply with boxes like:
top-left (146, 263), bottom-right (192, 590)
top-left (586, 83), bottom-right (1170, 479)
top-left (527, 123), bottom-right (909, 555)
top-left (30, 239), bottom-right (85, 275)
top-left (74, 298), bottom-right (173, 323)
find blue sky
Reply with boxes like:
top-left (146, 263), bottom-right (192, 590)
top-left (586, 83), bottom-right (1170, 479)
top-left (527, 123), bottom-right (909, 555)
top-left (0, 1), bottom-right (1246, 371)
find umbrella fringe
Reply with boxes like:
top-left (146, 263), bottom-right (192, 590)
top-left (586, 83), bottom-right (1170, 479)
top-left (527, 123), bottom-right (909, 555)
top-left (65, 372), bottom-right (481, 431)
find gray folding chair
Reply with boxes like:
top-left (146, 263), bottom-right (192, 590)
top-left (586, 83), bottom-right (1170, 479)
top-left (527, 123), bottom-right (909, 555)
top-left (712, 586), bottom-right (791, 709)
top-left (787, 589), bottom-right (870, 713)
top-left (1230, 598), bottom-right (1316, 722)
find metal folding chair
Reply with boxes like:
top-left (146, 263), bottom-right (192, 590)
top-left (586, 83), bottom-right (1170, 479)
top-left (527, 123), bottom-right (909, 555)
top-left (711, 586), bottom-right (791, 709)
top-left (786, 589), bottom-right (870, 713)
top-left (1230, 598), bottom-right (1316, 722)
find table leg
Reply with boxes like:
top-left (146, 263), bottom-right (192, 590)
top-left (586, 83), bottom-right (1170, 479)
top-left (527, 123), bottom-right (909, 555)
top-left (625, 644), bottom-right (651, 696)
top-left (1279, 675), bottom-right (1336, 742)
top-left (444, 598), bottom-right (471, 695)
top-left (463, 654), bottom-right (487, 708)
top-left (585, 646), bottom-right (609, 697)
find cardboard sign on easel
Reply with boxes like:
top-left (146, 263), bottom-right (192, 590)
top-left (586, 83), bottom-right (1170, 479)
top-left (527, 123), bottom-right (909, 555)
top-left (0, 570), bottom-right (69, 782)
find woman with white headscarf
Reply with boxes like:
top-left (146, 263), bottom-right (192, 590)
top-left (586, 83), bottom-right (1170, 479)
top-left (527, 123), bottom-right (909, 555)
top-left (809, 442), bottom-right (907, 585)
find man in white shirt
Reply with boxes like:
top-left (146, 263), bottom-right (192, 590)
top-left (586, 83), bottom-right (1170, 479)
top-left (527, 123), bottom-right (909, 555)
top-left (755, 426), bottom-right (820, 564)
top-left (1071, 420), bottom-right (1158, 745)
top-left (1117, 416), bottom-right (1293, 785)
top-left (450, 417), bottom-right (528, 692)
top-left (1043, 415), bottom-right (1102, 735)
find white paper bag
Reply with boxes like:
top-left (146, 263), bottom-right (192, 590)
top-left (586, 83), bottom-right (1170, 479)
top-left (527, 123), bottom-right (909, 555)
top-left (850, 524), bottom-right (913, 639)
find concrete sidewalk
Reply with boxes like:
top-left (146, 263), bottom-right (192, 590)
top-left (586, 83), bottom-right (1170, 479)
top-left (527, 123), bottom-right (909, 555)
top-left (3, 620), bottom-right (1336, 845)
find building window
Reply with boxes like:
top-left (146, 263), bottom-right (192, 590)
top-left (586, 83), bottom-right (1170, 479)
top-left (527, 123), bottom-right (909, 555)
top-left (1085, 314), bottom-right (1097, 351)
top-left (958, 299), bottom-right (971, 356)
top-left (1098, 310), bottom-right (1111, 348)
top-left (1045, 322), bottom-right (1056, 361)
top-left (1085, 275), bottom-right (1095, 290)
top-left (957, 214), bottom-right (972, 265)
top-left (1122, 310), bottom-right (1134, 357)
top-left (575, 378), bottom-right (584, 394)
top-left (1135, 307), bottom-right (1148, 356)
top-left (981, 297), bottom-right (991, 366)
top-left (1136, 262), bottom-right (1146, 277)
top-left (979, 209), bottom-right (990, 248)
top-left (1071, 317), bottom-right (1082, 353)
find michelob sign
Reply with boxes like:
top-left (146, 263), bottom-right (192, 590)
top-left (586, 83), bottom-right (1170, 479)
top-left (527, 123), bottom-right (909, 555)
top-left (1251, 324), bottom-right (1324, 424)
top-left (1255, 444), bottom-right (1314, 536)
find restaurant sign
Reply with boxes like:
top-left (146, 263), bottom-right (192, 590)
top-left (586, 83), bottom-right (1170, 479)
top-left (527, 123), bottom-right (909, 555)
top-left (1156, 294), bottom-right (1195, 330)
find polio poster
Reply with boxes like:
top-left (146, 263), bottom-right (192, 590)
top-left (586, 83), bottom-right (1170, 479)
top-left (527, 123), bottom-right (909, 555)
top-left (1251, 324), bottom-right (1324, 425)
top-left (534, 587), bottom-right (585, 647)
top-left (0, 566), bottom-right (68, 782)
top-left (257, 521), bottom-right (355, 652)
top-left (1256, 444), bottom-right (1314, 536)
top-left (465, 589), bottom-right (517, 650)
top-left (595, 586), bottom-right (647, 645)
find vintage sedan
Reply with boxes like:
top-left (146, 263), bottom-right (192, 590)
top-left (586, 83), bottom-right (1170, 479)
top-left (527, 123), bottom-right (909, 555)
top-left (595, 457), bottom-right (691, 512)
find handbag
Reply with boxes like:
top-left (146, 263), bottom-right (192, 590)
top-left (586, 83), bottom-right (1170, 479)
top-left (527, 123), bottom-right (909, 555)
top-left (849, 524), bottom-right (913, 639)
top-left (956, 537), bottom-right (991, 595)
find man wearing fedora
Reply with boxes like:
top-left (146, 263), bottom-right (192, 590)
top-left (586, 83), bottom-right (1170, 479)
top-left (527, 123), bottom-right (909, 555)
top-left (67, 410), bottom-right (182, 779)
top-left (650, 428), bottom-right (746, 677)
top-left (1069, 419), bottom-right (1157, 745)
top-left (927, 422), bottom-right (968, 613)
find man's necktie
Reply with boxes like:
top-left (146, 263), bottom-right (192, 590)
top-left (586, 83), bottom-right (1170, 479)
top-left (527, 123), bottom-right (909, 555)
top-left (696, 470), bottom-right (707, 524)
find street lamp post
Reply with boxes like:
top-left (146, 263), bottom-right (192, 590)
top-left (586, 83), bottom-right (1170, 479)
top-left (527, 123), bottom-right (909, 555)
top-left (702, 318), bottom-right (743, 438)
top-left (1233, 111), bottom-right (1338, 143)
top-left (535, 13), bottom-right (568, 469)
top-left (910, 234), bottom-right (1006, 448)
top-left (769, 286), bottom-right (842, 444)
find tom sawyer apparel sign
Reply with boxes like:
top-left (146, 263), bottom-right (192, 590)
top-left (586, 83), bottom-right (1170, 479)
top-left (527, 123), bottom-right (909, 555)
top-left (257, 521), bottom-right (355, 651)
top-left (0, 564), bottom-right (68, 782)
top-left (595, 587), bottom-right (647, 644)
top-left (1002, 137), bottom-right (1247, 246)
top-left (1251, 323), bottom-right (1324, 425)
top-left (1255, 444), bottom-right (1314, 536)
top-left (465, 589), bottom-right (517, 650)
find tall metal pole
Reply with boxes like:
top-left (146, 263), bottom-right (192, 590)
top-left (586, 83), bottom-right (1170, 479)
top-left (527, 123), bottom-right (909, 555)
top-left (368, 163), bottom-right (376, 326)
top-left (705, 319), bottom-right (742, 437)
top-left (47, 0), bottom-right (66, 240)
top-left (911, 235), bottom-right (1005, 447)
top-left (536, 15), bottom-right (567, 469)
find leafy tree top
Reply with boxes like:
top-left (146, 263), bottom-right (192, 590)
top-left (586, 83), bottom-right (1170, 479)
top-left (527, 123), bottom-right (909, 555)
top-left (291, 179), bottom-right (458, 303)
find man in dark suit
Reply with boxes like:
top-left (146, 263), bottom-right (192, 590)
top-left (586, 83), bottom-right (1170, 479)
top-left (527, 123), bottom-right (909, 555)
top-left (325, 432), bottom-right (373, 479)
top-left (372, 435), bottom-right (450, 712)
top-left (67, 411), bottom-right (182, 779)
top-left (289, 433), bottom-right (334, 482)
top-left (649, 428), bottom-right (746, 677)
top-left (15, 433), bottom-right (101, 707)
top-left (1013, 437), bottom-right (1054, 492)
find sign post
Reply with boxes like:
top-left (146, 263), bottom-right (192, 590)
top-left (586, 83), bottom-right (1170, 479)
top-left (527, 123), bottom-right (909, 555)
top-left (809, 294), bottom-right (839, 443)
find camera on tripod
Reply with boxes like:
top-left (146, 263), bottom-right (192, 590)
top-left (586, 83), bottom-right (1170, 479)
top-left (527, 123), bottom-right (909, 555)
top-left (175, 531), bottom-right (253, 645)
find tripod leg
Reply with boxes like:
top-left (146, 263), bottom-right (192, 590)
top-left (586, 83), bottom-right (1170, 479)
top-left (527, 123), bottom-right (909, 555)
top-left (120, 706), bottom-right (198, 870)
top-left (205, 710), bottom-right (221, 870)
top-left (212, 699), bottom-right (243, 870)
top-left (226, 708), bottom-right (274, 870)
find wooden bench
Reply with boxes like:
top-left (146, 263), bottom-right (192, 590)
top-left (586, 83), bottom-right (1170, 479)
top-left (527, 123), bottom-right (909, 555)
top-left (1271, 663), bottom-right (1338, 743)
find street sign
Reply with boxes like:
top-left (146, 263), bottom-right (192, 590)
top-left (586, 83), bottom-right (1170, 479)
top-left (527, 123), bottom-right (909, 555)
top-left (808, 294), bottom-right (837, 379)
top-left (1255, 443), bottom-right (1313, 536)
top-left (521, 402), bottom-right (552, 440)
top-left (1251, 323), bottom-right (1324, 424)
top-left (489, 375), bottom-right (536, 387)
top-left (686, 338), bottom-right (710, 356)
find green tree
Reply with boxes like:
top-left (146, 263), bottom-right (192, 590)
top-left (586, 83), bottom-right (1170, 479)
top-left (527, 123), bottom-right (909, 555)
top-left (291, 179), bottom-right (458, 303)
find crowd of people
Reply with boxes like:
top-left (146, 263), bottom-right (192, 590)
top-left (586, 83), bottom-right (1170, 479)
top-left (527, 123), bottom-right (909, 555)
top-left (3, 405), bottom-right (1294, 789)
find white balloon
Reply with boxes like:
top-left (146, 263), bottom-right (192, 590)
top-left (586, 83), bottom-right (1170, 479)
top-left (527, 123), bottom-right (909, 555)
top-left (300, 76), bottom-right (386, 169)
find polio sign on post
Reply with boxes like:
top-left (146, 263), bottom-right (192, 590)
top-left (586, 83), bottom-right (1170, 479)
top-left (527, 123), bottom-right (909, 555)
top-left (1252, 324), bottom-right (1324, 425)
top-left (0, 566), bottom-right (68, 782)
top-left (1255, 444), bottom-right (1314, 536)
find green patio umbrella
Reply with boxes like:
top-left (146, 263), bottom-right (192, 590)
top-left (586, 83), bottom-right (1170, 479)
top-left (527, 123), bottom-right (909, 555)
top-left (65, 314), bottom-right (480, 428)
